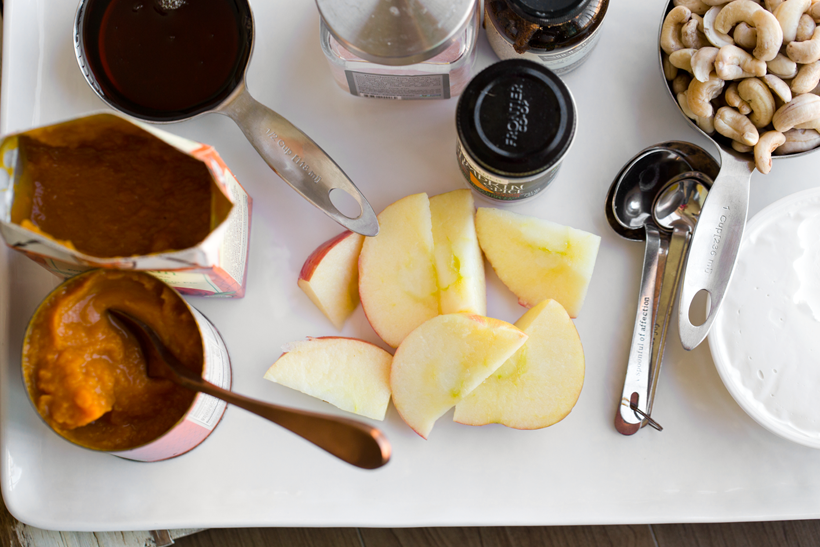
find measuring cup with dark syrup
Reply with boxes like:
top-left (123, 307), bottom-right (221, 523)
top-left (75, 0), bottom-right (378, 236)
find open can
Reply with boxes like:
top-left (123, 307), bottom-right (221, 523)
top-left (21, 269), bottom-right (232, 462)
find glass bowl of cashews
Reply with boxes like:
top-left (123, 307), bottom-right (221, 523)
top-left (660, 0), bottom-right (820, 174)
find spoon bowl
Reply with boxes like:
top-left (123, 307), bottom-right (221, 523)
top-left (653, 175), bottom-right (710, 234)
top-left (108, 309), bottom-right (392, 470)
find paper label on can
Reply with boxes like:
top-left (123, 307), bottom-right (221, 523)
top-left (186, 307), bottom-right (231, 431)
top-left (345, 71), bottom-right (451, 99)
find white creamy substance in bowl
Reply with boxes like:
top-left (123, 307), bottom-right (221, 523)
top-left (709, 187), bottom-right (820, 447)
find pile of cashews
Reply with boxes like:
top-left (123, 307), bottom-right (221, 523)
top-left (662, 0), bottom-right (820, 173)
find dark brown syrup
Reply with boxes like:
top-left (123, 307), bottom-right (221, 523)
top-left (81, 0), bottom-right (251, 121)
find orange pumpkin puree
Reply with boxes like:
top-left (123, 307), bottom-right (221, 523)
top-left (11, 114), bottom-right (222, 258)
top-left (22, 270), bottom-right (203, 451)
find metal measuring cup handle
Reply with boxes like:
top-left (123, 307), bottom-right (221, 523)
top-left (220, 84), bottom-right (379, 236)
top-left (677, 148), bottom-right (752, 351)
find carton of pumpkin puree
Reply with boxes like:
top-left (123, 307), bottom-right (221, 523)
top-left (0, 112), bottom-right (252, 297)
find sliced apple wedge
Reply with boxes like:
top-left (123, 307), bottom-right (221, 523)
top-left (429, 189), bottom-right (486, 316)
top-left (359, 193), bottom-right (439, 348)
top-left (475, 208), bottom-right (600, 317)
top-left (390, 313), bottom-right (528, 439)
top-left (263, 337), bottom-right (393, 420)
top-left (298, 230), bottom-right (365, 330)
top-left (453, 299), bottom-right (584, 429)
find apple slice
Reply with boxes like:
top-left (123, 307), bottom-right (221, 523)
top-left (263, 337), bottom-right (393, 420)
top-left (298, 231), bottom-right (365, 330)
top-left (429, 189), bottom-right (486, 316)
top-left (475, 208), bottom-right (600, 317)
top-left (359, 193), bottom-right (439, 348)
top-left (390, 313), bottom-right (528, 439)
top-left (453, 299), bottom-right (585, 429)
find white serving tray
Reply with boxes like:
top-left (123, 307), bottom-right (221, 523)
top-left (2, 0), bottom-right (820, 532)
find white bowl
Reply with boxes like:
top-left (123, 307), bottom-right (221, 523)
top-left (708, 186), bottom-right (820, 448)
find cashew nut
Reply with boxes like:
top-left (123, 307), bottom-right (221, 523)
top-left (675, 0), bottom-right (711, 15)
top-left (763, 73), bottom-right (794, 102)
top-left (704, 0), bottom-right (734, 4)
top-left (791, 60), bottom-right (820, 92)
top-left (734, 22), bottom-right (760, 49)
top-left (766, 0), bottom-right (784, 10)
top-left (753, 130), bottom-right (786, 172)
top-left (812, 1), bottom-right (820, 21)
top-left (795, 117), bottom-right (820, 129)
top-left (787, 27), bottom-right (820, 62)
top-left (670, 48), bottom-right (698, 73)
top-left (775, 127), bottom-right (820, 151)
top-left (726, 82), bottom-right (755, 113)
top-left (704, 6), bottom-right (735, 47)
top-left (715, 44), bottom-right (768, 79)
top-left (715, 1), bottom-right (784, 61)
top-left (732, 140), bottom-right (755, 152)
top-left (688, 71), bottom-right (726, 116)
top-left (678, 91), bottom-right (699, 119)
top-left (739, 77), bottom-right (777, 126)
top-left (796, 13), bottom-right (817, 40)
top-left (767, 52), bottom-right (800, 77)
top-left (663, 53), bottom-right (679, 80)
top-left (662, 6), bottom-right (692, 54)
top-left (772, 92), bottom-right (820, 130)
top-left (692, 47), bottom-right (721, 81)
top-left (682, 17), bottom-right (712, 48)
top-left (673, 72), bottom-right (694, 94)
top-left (774, 0), bottom-right (812, 44)
top-left (715, 106), bottom-right (761, 144)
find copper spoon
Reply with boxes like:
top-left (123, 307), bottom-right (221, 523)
top-left (108, 309), bottom-right (391, 470)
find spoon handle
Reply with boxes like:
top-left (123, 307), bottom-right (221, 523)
top-left (615, 224), bottom-right (665, 435)
top-left (174, 371), bottom-right (391, 470)
top-left (677, 149), bottom-right (752, 350)
top-left (219, 84), bottom-right (379, 237)
top-left (645, 228), bottom-right (689, 417)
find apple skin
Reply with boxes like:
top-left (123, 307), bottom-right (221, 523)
top-left (390, 313), bottom-right (528, 439)
top-left (453, 299), bottom-right (585, 429)
top-left (298, 230), bottom-right (364, 330)
top-left (264, 336), bottom-right (393, 420)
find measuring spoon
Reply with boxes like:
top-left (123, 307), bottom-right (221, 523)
top-left (644, 173), bottom-right (711, 427)
top-left (607, 143), bottom-right (717, 434)
top-left (74, 0), bottom-right (378, 236)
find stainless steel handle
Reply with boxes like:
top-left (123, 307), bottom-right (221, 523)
top-left (616, 224), bottom-right (665, 434)
top-left (220, 84), bottom-right (379, 237)
top-left (677, 148), bottom-right (752, 350)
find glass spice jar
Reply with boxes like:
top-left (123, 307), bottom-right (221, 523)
top-left (484, 0), bottom-right (609, 75)
top-left (455, 59), bottom-right (577, 204)
top-left (316, 0), bottom-right (480, 99)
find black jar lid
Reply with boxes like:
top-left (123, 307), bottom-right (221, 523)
top-left (456, 59), bottom-right (576, 177)
top-left (505, 0), bottom-right (587, 25)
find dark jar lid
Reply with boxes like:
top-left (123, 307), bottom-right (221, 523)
top-left (505, 0), bottom-right (588, 25)
top-left (456, 59), bottom-right (576, 177)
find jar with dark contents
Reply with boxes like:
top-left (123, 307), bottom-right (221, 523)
top-left (485, 0), bottom-right (609, 75)
top-left (455, 59), bottom-right (576, 204)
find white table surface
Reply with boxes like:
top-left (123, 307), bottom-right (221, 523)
top-left (1, 0), bottom-right (820, 532)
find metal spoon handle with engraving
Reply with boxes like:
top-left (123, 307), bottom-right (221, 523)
top-left (220, 85), bottom-right (379, 237)
top-left (615, 224), bottom-right (665, 435)
top-left (677, 149), bottom-right (752, 350)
